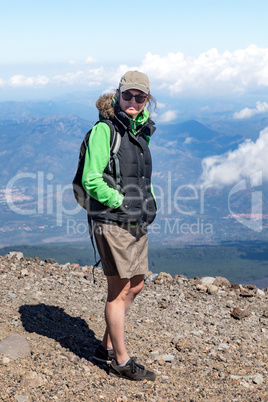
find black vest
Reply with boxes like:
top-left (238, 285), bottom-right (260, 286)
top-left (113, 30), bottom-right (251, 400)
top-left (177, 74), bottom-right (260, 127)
top-left (90, 106), bottom-right (157, 226)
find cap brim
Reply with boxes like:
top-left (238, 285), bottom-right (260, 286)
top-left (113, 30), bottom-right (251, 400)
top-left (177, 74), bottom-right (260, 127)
top-left (119, 83), bottom-right (149, 94)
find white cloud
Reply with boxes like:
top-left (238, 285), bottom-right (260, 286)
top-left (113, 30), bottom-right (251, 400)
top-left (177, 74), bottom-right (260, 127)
top-left (233, 101), bottom-right (268, 119)
top-left (9, 74), bottom-right (50, 87)
top-left (51, 67), bottom-right (106, 87)
top-left (85, 56), bottom-right (96, 64)
top-left (156, 102), bottom-right (166, 109)
top-left (0, 78), bottom-right (4, 87)
top-left (200, 127), bottom-right (268, 188)
top-left (184, 137), bottom-right (194, 144)
top-left (52, 71), bottom-right (84, 85)
top-left (200, 106), bottom-right (210, 111)
top-left (139, 45), bottom-right (268, 96)
top-left (157, 110), bottom-right (177, 123)
top-left (5, 45), bottom-right (268, 97)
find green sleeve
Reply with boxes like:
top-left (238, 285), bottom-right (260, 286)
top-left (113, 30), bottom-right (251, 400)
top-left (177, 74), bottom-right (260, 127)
top-left (82, 122), bottom-right (124, 208)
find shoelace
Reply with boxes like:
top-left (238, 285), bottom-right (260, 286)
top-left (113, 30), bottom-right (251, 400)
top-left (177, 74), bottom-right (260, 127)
top-left (130, 358), bottom-right (145, 374)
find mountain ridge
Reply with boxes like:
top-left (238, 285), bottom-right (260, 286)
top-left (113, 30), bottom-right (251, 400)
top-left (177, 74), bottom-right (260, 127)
top-left (1, 114), bottom-right (267, 247)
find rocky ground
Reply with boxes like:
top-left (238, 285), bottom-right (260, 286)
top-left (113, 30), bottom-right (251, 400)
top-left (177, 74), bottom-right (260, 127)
top-left (0, 252), bottom-right (267, 402)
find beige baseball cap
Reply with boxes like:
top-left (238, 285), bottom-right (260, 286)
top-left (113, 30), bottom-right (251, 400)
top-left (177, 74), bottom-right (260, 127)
top-left (118, 71), bottom-right (150, 94)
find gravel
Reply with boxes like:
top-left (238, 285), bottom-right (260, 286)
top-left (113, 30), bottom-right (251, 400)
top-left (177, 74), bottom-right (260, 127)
top-left (0, 252), bottom-right (267, 401)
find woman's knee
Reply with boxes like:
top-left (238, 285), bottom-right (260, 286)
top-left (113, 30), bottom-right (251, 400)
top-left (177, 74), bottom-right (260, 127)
top-left (107, 276), bottom-right (130, 302)
top-left (129, 275), bottom-right (144, 297)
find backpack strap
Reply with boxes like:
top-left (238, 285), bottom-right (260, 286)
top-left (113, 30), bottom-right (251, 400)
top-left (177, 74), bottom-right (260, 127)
top-left (102, 119), bottom-right (121, 154)
top-left (110, 127), bottom-right (121, 192)
top-left (87, 208), bottom-right (100, 284)
top-left (101, 119), bottom-right (121, 192)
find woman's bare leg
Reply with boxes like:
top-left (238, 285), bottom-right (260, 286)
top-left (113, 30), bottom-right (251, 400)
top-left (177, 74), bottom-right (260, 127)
top-left (102, 274), bottom-right (144, 364)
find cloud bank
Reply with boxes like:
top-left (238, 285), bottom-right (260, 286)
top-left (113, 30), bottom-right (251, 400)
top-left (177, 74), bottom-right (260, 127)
top-left (233, 101), bottom-right (268, 119)
top-left (140, 45), bottom-right (268, 96)
top-left (200, 127), bottom-right (268, 188)
top-left (2, 45), bottom-right (268, 97)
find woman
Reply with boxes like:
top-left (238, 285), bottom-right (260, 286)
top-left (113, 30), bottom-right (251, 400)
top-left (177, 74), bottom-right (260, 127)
top-left (82, 71), bottom-right (157, 381)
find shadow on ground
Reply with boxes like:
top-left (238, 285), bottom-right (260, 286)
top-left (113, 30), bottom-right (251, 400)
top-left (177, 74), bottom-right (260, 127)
top-left (19, 303), bottom-right (106, 370)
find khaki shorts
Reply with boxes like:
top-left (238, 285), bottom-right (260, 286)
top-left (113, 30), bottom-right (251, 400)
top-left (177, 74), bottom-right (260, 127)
top-left (93, 221), bottom-right (149, 279)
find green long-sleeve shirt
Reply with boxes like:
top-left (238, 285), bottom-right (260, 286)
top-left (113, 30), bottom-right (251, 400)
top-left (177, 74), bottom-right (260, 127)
top-left (82, 122), bottom-right (124, 208)
top-left (82, 108), bottom-right (156, 210)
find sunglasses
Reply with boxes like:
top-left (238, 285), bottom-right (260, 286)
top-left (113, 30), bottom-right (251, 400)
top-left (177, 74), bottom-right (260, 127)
top-left (121, 91), bottom-right (147, 104)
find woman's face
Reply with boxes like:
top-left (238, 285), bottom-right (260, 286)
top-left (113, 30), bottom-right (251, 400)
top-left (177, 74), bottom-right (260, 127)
top-left (117, 89), bottom-right (148, 119)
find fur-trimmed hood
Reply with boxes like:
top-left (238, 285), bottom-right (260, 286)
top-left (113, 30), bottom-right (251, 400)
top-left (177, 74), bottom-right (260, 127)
top-left (96, 93), bottom-right (115, 120)
top-left (95, 92), bottom-right (155, 136)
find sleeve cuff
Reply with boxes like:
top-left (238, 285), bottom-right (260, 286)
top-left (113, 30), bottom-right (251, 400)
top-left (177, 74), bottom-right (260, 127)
top-left (111, 193), bottom-right (124, 209)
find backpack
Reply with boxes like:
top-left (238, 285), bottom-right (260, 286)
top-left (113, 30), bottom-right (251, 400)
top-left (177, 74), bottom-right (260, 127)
top-left (72, 119), bottom-right (121, 211)
top-left (72, 119), bottom-right (121, 281)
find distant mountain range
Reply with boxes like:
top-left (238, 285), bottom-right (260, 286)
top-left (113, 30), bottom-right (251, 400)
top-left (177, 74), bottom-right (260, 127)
top-left (1, 104), bottom-right (268, 247)
top-left (154, 119), bottom-right (243, 158)
top-left (0, 115), bottom-right (91, 182)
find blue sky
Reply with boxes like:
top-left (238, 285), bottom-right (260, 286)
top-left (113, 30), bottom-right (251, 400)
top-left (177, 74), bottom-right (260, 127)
top-left (1, 0), bottom-right (268, 103)
top-left (1, 0), bottom-right (268, 64)
top-left (1, 0), bottom-right (268, 192)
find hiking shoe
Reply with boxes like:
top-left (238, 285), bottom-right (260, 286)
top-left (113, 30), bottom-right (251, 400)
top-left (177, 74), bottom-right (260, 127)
top-left (110, 357), bottom-right (156, 381)
top-left (93, 345), bottom-right (115, 364)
